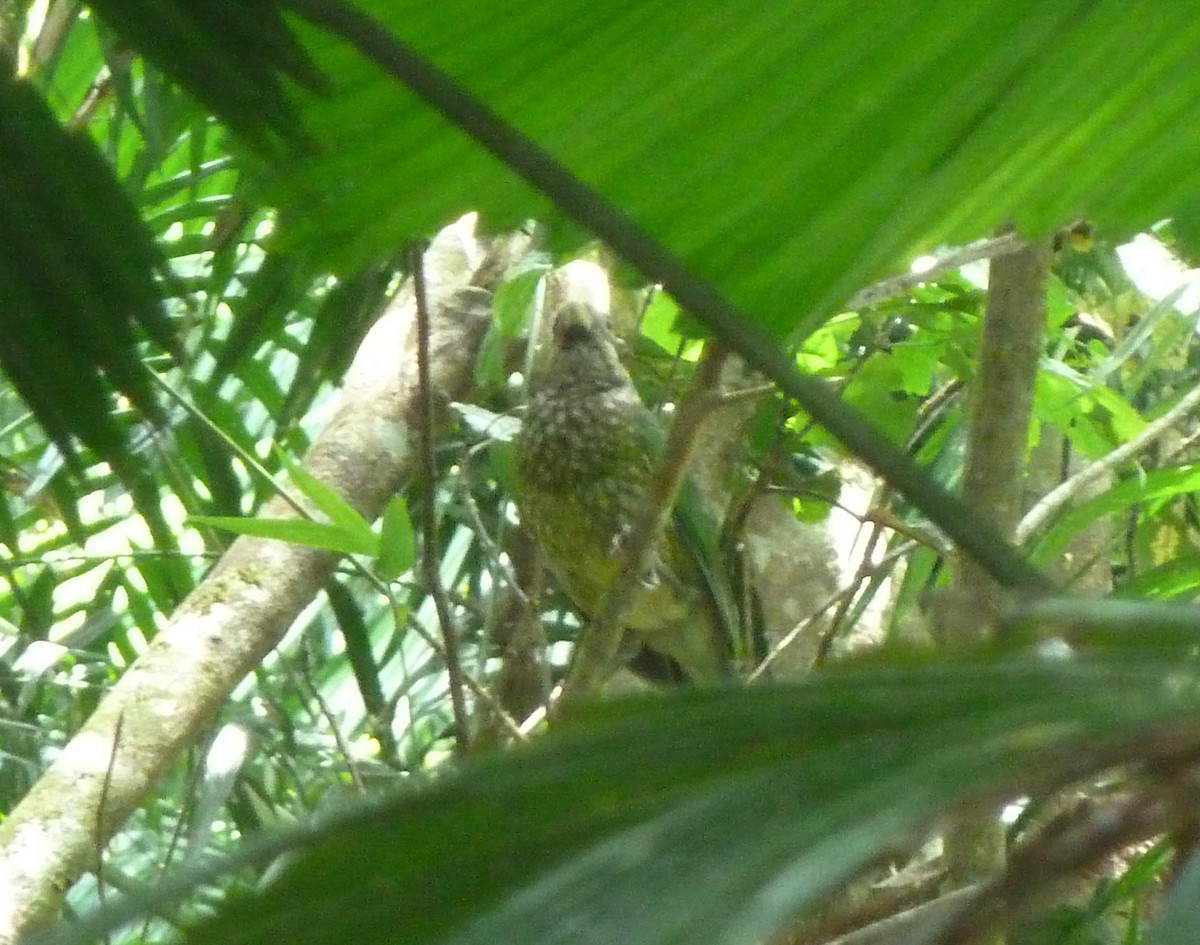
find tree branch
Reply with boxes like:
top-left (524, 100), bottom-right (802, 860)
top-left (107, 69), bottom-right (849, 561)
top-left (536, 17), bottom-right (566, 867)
top-left (1016, 379), bottom-right (1200, 545)
top-left (846, 233), bottom-right (1023, 310)
top-left (0, 220), bottom-right (520, 944)
top-left (939, 237), bottom-right (1051, 936)
top-left (412, 242), bottom-right (471, 752)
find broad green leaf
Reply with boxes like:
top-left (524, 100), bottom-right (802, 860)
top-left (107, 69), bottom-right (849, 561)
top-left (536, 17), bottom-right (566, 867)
top-left (375, 496), bottom-right (415, 581)
top-left (44, 649), bottom-right (1200, 945)
top-left (275, 0), bottom-right (1200, 341)
top-left (325, 578), bottom-right (386, 717)
top-left (640, 292), bottom-right (685, 355)
top-left (189, 514), bottom-right (377, 556)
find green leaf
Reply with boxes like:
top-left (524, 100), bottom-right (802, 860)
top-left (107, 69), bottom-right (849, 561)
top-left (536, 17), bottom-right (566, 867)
top-left (1032, 464), bottom-right (1200, 564)
top-left (473, 323), bottom-right (507, 390)
top-left (639, 292), bottom-right (685, 354)
top-left (277, 450), bottom-right (378, 550)
top-left (375, 496), bottom-right (415, 581)
top-left (188, 514), bottom-right (377, 556)
top-left (274, 0), bottom-right (1200, 339)
top-left (0, 73), bottom-right (171, 467)
top-left (1117, 555), bottom-right (1200, 601)
top-left (492, 264), bottom-right (550, 339)
top-left (44, 648), bottom-right (1200, 945)
top-left (85, 0), bottom-right (326, 157)
top-left (1086, 285), bottom-right (1187, 392)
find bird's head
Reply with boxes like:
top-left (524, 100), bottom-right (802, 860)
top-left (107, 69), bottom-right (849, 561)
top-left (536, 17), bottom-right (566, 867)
top-left (540, 301), bottom-right (632, 391)
top-left (552, 301), bottom-right (610, 348)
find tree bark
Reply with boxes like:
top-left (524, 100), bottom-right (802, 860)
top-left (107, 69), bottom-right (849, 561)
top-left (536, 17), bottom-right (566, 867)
top-left (0, 217), bottom-right (523, 944)
top-left (939, 238), bottom-right (1051, 939)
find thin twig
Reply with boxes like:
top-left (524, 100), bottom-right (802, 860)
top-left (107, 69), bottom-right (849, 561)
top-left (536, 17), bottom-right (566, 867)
top-left (348, 566), bottom-right (526, 741)
top-left (1016, 379), bottom-right (1200, 545)
top-left (147, 367), bottom-right (313, 521)
top-left (846, 234), bottom-right (1023, 310)
top-left (720, 406), bottom-right (792, 558)
top-left (836, 732), bottom-right (1200, 945)
top-left (411, 243), bottom-right (471, 752)
top-left (816, 521), bottom-right (888, 666)
top-left (94, 711), bottom-right (124, 927)
top-left (907, 379), bottom-right (964, 455)
top-left (776, 862), bottom-right (946, 945)
top-left (141, 747), bottom-right (205, 943)
top-left (5, 551), bottom-right (218, 571)
top-left (558, 343), bottom-right (731, 701)
top-left (1161, 422), bottom-right (1200, 466)
top-left (68, 49), bottom-right (136, 130)
top-left (453, 464), bottom-right (550, 735)
top-left (750, 541), bottom-right (915, 681)
top-left (814, 884), bottom-right (980, 945)
top-left (299, 641), bottom-right (366, 792)
top-left (455, 450), bottom-right (536, 615)
top-left (711, 383), bottom-right (775, 407)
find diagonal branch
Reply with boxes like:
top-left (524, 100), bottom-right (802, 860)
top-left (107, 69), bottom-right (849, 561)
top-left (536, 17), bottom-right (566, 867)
top-left (0, 221), bottom-right (520, 944)
top-left (1016, 379), bottom-right (1200, 545)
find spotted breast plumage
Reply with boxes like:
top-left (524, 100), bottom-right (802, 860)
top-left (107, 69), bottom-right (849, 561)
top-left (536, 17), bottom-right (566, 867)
top-left (514, 301), bottom-right (733, 682)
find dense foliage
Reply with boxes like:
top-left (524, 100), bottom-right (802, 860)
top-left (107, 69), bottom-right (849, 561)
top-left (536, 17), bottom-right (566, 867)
top-left (3, 4), bottom-right (1200, 945)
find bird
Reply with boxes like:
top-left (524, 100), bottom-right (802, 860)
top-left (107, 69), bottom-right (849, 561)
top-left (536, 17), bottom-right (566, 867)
top-left (513, 299), bottom-right (735, 683)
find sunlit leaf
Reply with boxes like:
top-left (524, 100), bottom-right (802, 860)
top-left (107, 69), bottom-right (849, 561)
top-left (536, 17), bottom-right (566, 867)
top-left (189, 514), bottom-right (376, 556)
top-left (375, 496), bottom-right (415, 581)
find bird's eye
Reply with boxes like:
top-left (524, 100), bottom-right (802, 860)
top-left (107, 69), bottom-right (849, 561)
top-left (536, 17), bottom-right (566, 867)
top-left (557, 321), bottom-right (594, 349)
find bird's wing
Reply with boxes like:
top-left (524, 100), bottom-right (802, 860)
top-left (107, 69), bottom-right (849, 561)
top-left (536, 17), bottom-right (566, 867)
top-left (632, 406), bottom-right (742, 672)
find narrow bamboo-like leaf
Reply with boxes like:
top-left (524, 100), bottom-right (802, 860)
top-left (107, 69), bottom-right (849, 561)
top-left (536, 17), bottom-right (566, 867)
top-left (0, 76), bottom-right (163, 466)
top-left (1124, 298), bottom-right (1200, 397)
top-left (1121, 555), bottom-right (1200, 601)
top-left (86, 0), bottom-right (325, 156)
top-left (1032, 465), bottom-right (1200, 564)
top-left (277, 450), bottom-right (377, 549)
top-left (188, 514), bottom-right (376, 556)
top-left (1086, 285), bottom-right (1188, 393)
top-left (325, 578), bottom-right (386, 717)
top-left (278, 260), bottom-right (394, 429)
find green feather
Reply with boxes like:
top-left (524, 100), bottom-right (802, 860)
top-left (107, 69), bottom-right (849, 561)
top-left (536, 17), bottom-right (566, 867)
top-left (514, 301), bottom-right (738, 682)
